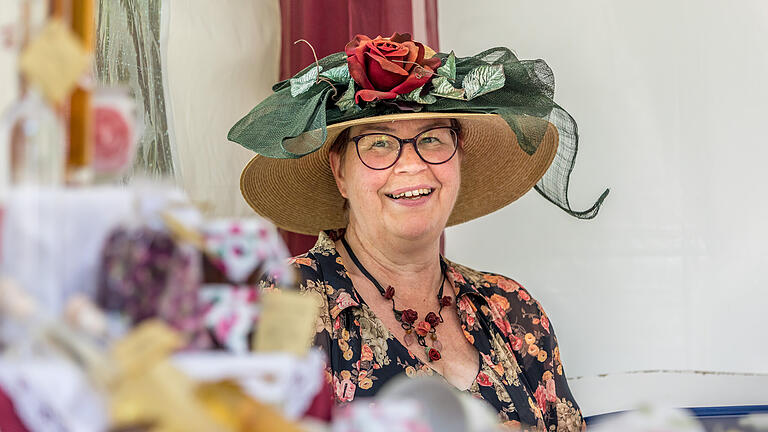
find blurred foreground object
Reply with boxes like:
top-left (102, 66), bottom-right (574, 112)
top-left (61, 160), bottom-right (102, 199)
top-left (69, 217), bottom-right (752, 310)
top-left (91, 87), bottom-right (140, 179)
top-left (333, 375), bottom-right (502, 432)
top-left (65, 0), bottom-right (96, 185)
top-left (0, 187), bottom-right (136, 318)
top-left (588, 405), bottom-right (705, 432)
top-left (253, 291), bottom-right (318, 356)
top-left (18, 18), bottom-right (90, 105)
top-left (0, 90), bottom-right (66, 186)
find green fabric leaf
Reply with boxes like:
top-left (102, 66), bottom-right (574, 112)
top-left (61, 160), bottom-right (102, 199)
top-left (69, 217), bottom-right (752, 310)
top-left (399, 85), bottom-right (437, 104)
top-left (462, 64), bottom-right (505, 100)
top-left (430, 76), bottom-right (465, 100)
top-left (290, 66), bottom-right (321, 97)
top-left (320, 64), bottom-right (351, 84)
top-left (335, 80), bottom-right (358, 112)
top-left (229, 85), bottom-right (333, 158)
top-left (436, 51), bottom-right (456, 81)
top-left (281, 87), bottom-right (333, 157)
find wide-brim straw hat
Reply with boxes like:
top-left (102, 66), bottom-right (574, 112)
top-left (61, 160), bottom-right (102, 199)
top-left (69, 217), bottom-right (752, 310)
top-left (240, 112), bottom-right (557, 235)
top-left (229, 34), bottom-right (608, 234)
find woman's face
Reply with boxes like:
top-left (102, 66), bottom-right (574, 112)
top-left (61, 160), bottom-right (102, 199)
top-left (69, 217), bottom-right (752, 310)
top-left (329, 118), bottom-right (462, 242)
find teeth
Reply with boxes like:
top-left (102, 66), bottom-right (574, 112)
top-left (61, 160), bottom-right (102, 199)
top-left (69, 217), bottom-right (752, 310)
top-left (388, 188), bottom-right (433, 199)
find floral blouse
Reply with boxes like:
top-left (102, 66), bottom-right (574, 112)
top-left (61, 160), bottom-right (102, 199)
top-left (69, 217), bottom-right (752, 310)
top-left (261, 232), bottom-right (586, 431)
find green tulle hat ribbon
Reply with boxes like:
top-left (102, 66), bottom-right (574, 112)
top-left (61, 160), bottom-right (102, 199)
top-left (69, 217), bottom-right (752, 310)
top-left (228, 35), bottom-right (608, 219)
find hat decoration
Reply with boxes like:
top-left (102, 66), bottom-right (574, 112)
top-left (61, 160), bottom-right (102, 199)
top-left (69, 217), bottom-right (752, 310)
top-left (229, 33), bottom-right (608, 221)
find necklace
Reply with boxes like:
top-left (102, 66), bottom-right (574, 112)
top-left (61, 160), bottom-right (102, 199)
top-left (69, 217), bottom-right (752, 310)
top-left (340, 237), bottom-right (453, 362)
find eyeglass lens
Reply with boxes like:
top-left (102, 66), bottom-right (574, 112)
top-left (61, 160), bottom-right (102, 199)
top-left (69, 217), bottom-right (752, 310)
top-left (356, 127), bottom-right (457, 169)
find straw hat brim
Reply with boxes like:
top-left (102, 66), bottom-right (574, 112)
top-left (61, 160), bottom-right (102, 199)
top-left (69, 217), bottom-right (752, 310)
top-left (240, 112), bottom-right (558, 235)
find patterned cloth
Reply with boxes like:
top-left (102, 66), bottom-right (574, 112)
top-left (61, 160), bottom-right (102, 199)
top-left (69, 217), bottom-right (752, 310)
top-left (259, 232), bottom-right (586, 431)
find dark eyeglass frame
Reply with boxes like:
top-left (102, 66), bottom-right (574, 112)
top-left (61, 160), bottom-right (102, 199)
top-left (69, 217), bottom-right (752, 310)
top-left (350, 126), bottom-right (460, 170)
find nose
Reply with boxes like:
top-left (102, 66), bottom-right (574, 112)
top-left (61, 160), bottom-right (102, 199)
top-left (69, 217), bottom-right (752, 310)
top-left (393, 141), bottom-right (427, 173)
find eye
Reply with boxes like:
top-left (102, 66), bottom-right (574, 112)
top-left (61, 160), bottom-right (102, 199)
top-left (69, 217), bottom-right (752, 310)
top-left (360, 135), bottom-right (397, 151)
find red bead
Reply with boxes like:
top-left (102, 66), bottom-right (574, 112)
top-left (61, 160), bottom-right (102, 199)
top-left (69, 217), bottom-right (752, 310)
top-left (384, 285), bottom-right (395, 300)
top-left (425, 312), bottom-right (440, 327)
top-left (401, 309), bottom-right (418, 324)
top-left (427, 348), bottom-right (441, 361)
top-left (416, 321), bottom-right (431, 337)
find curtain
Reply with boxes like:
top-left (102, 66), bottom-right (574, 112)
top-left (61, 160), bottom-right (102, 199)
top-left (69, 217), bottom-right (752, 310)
top-left (95, 0), bottom-right (176, 180)
top-left (278, 0), bottom-right (440, 255)
top-left (163, 0), bottom-right (281, 217)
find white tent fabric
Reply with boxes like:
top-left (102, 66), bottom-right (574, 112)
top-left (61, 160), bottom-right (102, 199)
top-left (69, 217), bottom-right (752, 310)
top-left (440, 0), bottom-right (768, 416)
top-left (163, 0), bottom-right (280, 217)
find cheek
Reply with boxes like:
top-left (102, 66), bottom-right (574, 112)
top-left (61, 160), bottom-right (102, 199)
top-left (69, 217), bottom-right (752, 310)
top-left (345, 165), bottom-right (388, 202)
top-left (437, 162), bottom-right (462, 197)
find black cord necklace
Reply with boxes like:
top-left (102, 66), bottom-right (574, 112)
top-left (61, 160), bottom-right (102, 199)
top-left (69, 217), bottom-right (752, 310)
top-left (341, 236), bottom-right (452, 362)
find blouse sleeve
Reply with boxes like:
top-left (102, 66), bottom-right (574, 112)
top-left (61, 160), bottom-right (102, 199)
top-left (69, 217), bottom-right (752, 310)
top-left (502, 282), bottom-right (587, 431)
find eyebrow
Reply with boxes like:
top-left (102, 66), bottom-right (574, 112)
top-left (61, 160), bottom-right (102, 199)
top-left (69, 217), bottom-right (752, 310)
top-left (357, 120), bottom-right (452, 134)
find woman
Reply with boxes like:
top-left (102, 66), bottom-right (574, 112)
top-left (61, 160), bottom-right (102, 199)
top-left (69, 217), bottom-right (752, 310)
top-left (229, 33), bottom-right (608, 430)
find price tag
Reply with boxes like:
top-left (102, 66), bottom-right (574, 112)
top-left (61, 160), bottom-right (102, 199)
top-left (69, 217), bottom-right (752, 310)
top-left (253, 291), bottom-right (319, 356)
top-left (19, 19), bottom-right (90, 103)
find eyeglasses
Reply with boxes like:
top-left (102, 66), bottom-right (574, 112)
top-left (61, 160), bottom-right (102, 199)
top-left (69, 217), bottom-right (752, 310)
top-left (350, 126), bottom-right (459, 170)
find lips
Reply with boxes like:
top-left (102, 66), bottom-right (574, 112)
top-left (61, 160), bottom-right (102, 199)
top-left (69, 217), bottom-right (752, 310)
top-left (385, 187), bottom-right (434, 200)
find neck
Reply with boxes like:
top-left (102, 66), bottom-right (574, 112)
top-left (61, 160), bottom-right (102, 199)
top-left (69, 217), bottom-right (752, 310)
top-left (342, 222), bottom-right (443, 302)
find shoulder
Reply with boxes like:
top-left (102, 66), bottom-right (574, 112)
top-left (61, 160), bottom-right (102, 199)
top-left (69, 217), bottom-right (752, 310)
top-left (446, 260), bottom-right (553, 334)
top-left (446, 261), bottom-right (538, 306)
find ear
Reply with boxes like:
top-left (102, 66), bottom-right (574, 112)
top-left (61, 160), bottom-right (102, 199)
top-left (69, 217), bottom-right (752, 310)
top-left (329, 150), bottom-right (348, 198)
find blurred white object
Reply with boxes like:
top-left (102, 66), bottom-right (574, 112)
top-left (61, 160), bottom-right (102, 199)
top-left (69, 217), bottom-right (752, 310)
top-left (0, 358), bottom-right (108, 432)
top-left (375, 376), bottom-right (501, 432)
top-left (0, 276), bottom-right (36, 321)
top-left (64, 294), bottom-right (108, 338)
top-left (740, 412), bottom-right (768, 430)
top-left (333, 399), bottom-right (431, 432)
top-left (0, 187), bottom-right (133, 315)
top-left (588, 405), bottom-right (705, 432)
top-left (0, 186), bottom-right (188, 316)
top-left (0, 90), bottom-right (65, 187)
top-left (172, 348), bottom-right (326, 420)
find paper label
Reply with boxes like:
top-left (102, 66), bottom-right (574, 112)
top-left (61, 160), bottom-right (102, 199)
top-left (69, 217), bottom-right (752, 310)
top-left (19, 19), bottom-right (91, 103)
top-left (253, 291), bottom-right (319, 356)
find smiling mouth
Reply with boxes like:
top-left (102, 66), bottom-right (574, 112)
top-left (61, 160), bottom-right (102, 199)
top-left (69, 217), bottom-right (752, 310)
top-left (385, 188), bottom-right (434, 200)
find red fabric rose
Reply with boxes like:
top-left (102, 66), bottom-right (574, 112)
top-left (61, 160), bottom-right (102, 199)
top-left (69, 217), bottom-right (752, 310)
top-left (440, 295), bottom-right (452, 307)
top-left (401, 309), bottom-right (418, 325)
top-left (428, 348), bottom-right (441, 361)
top-left (384, 285), bottom-right (395, 300)
top-left (416, 321), bottom-right (432, 337)
top-left (424, 312), bottom-right (441, 328)
top-left (345, 32), bottom-right (441, 102)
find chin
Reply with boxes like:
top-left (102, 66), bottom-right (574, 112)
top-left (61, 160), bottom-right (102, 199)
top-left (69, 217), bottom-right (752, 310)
top-left (387, 219), bottom-right (443, 241)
